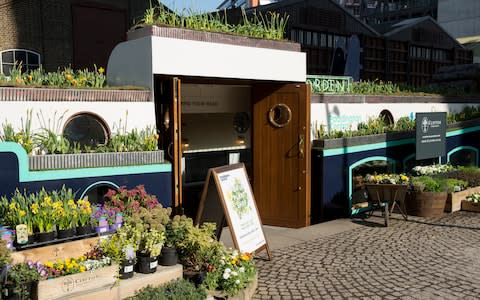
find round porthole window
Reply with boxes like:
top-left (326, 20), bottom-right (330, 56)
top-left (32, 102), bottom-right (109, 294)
top-left (268, 104), bottom-right (291, 128)
top-left (63, 113), bottom-right (110, 148)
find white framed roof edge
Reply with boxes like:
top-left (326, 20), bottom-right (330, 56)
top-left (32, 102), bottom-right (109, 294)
top-left (107, 36), bottom-right (306, 91)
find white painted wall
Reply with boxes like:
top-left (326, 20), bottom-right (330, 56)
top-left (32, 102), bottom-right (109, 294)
top-left (107, 36), bottom-right (306, 92)
top-left (0, 102), bottom-right (156, 136)
top-left (311, 102), bottom-right (478, 137)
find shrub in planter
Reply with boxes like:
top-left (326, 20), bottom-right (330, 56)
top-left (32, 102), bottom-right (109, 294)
top-left (406, 176), bottom-right (466, 217)
top-left (3, 261), bottom-right (42, 300)
top-left (203, 250), bottom-right (257, 297)
top-left (159, 215), bottom-right (189, 266)
top-left (127, 279), bottom-right (206, 300)
top-left (0, 239), bottom-right (12, 282)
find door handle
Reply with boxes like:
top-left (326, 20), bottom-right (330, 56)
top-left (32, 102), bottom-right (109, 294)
top-left (299, 134), bottom-right (304, 159)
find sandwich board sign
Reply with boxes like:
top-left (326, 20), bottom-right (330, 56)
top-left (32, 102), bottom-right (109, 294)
top-left (196, 163), bottom-right (271, 259)
top-left (416, 112), bottom-right (446, 160)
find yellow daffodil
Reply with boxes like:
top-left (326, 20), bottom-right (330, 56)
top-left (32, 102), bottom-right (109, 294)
top-left (98, 67), bottom-right (105, 74)
top-left (19, 210), bottom-right (26, 217)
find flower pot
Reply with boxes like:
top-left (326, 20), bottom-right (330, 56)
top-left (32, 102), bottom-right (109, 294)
top-left (158, 246), bottom-right (178, 266)
top-left (76, 225), bottom-right (93, 235)
top-left (135, 255), bottom-right (158, 274)
top-left (109, 223), bottom-right (122, 231)
top-left (57, 228), bottom-right (76, 239)
top-left (119, 259), bottom-right (135, 280)
top-left (35, 231), bottom-right (55, 243)
top-left (2, 280), bottom-right (38, 300)
top-left (94, 225), bottom-right (110, 234)
top-left (406, 191), bottom-right (448, 218)
top-left (183, 270), bottom-right (206, 286)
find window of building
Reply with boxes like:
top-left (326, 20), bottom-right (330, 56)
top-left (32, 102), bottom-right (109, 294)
top-left (63, 113), bottom-right (110, 149)
top-left (450, 148), bottom-right (477, 167)
top-left (0, 49), bottom-right (40, 75)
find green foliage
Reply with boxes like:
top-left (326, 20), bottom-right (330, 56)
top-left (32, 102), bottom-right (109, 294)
top-left (0, 110), bottom-right (34, 154)
top-left (410, 176), bottom-right (442, 192)
top-left (137, 5), bottom-right (289, 41)
top-left (0, 64), bottom-right (106, 88)
top-left (350, 79), bottom-right (472, 96)
top-left (176, 222), bottom-right (223, 272)
top-left (100, 223), bottom-right (139, 264)
top-left (6, 262), bottom-right (41, 299)
top-left (165, 215), bottom-right (191, 248)
top-left (0, 240), bottom-right (12, 268)
top-left (127, 279), bottom-right (206, 300)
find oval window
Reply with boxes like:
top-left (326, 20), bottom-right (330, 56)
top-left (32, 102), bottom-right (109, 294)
top-left (63, 113), bottom-right (109, 148)
top-left (268, 104), bottom-right (291, 128)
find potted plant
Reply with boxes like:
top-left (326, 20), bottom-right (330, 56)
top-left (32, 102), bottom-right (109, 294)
top-left (91, 205), bottom-right (111, 234)
top-left (99, 223), bottom-right (138, 280)
top-left (407, 176), bottom-right (466, 217)
top-left (53, 187), bottom-right (78, 239)
top-left (126, 206), bottom-right (169, 274)
top-left (3, 261), bottom-right (42, 300)
top-left (160, 215), bottom-right (188, 266)
top-left (0, 239), bottom-right (12, 282)
top-left (1, 190), bottom-right (34, 245)
top-left (76, 198), bottom-right (93, 235)
top-left (204, 250), bottom-right (257, 298)
top-left (176, 220), bottom-right (224, 285)
top-left (31, 188), bottom-right (57, 242)
top-left (104, 185), bottom-right (160, 218)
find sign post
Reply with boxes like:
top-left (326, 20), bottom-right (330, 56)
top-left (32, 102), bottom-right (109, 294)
top-left (416, 112), bottom-right (446, 160)
top-left (196, 163), bottom-right (272, 259)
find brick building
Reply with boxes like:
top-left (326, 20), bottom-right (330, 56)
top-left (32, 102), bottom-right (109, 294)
top-left (0, 0), bottom-right (151, 73)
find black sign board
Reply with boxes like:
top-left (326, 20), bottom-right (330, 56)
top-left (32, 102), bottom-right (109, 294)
top-left (416, 112), bottom-right (446, 160)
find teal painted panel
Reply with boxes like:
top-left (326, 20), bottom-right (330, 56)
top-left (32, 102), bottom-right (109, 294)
top-left (0, 142), bottom-right (171, 183)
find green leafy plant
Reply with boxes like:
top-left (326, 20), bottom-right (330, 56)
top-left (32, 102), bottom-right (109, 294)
top-left (5, 262), bottom-right (42, 300)
top-left (100, 223), bottom-right (139, 265)
top-left (203, 250), bottom-right (256, 296)
top-left (136, 5), bottom-right (289, 41)
top-left (127, 279), bottom-right (206, 300)
top-left (0, 240), bottom-right (12, 269)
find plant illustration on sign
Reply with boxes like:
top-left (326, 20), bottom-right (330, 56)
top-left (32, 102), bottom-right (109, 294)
top-left (228, 178), bottom-right (251, 219)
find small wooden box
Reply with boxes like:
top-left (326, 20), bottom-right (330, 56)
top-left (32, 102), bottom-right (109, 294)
top-left (461, 200), bottom-right (480, 213)
top-left (37, 264), bottom-right (118, 300)
top-left (446, 186), bottom-right (480, 213)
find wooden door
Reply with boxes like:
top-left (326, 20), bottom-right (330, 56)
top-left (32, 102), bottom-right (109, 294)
top-left (252, 84), bottom-right (311, 228)
top-left (155, 77), bottom-right (182, 213)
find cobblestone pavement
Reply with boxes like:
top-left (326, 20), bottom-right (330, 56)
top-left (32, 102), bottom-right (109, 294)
top-left (253, 212), bottom-right (480, 299)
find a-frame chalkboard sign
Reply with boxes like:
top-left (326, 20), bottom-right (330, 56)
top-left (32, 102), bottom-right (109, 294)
top-left (196, 163), bottom-right (271, 260)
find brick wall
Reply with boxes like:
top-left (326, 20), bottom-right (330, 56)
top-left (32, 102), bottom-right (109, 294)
top-left (0, 0), bottom-right (150, 72)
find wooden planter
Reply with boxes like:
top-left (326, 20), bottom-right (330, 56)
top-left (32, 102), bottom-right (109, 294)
top-left (445, 186), bottom-right (480, 212)
top-left (461, 200), bottom-right (480, 212)
top-left (208, 274), bottom-right (258, 300)
top-left (406, 191), bottom-right (448, 217)
top-left (37, 264), bottom-right (118, 300)
top-left (364, 184), bottom-right (408, 203)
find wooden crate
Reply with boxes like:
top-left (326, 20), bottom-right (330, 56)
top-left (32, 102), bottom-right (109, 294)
top-left (12, 237), bottom-right (99, 264)
top-left (445, 186), bottom-right (480, 213)
top-left (37, 264), bottom-right (118, 300)
top-left (461, 200), bottom-right (480, 213)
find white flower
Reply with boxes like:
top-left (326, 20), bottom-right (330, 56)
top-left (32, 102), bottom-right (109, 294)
top-left (235, 279), bottom-right (240, 284)
top-left (225, 268), bottom-right (231, 273)
top-left (231, 271), bottom-right (238, 276)
top-left (223, 272), bottom-right (230, 279)
top-left (239, 267), bottom-right (245, 273)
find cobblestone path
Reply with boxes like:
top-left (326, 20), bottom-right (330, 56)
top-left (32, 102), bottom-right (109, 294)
top-left (254, 212), bottom-right (480, 299)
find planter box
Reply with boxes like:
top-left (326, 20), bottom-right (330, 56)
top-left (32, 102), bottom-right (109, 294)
top-left (406, 191), bottom-right (448, 218)
top-left (29, 151), bottom-right (164, 170)
top-left (461, 200), bottom-right (480, 212)
top-left (37, 264), bottom-right (118, 300)
top-left (207, 274), bottom-right (258, 300)
top-left (445, 186), bottom-right (480, 212)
